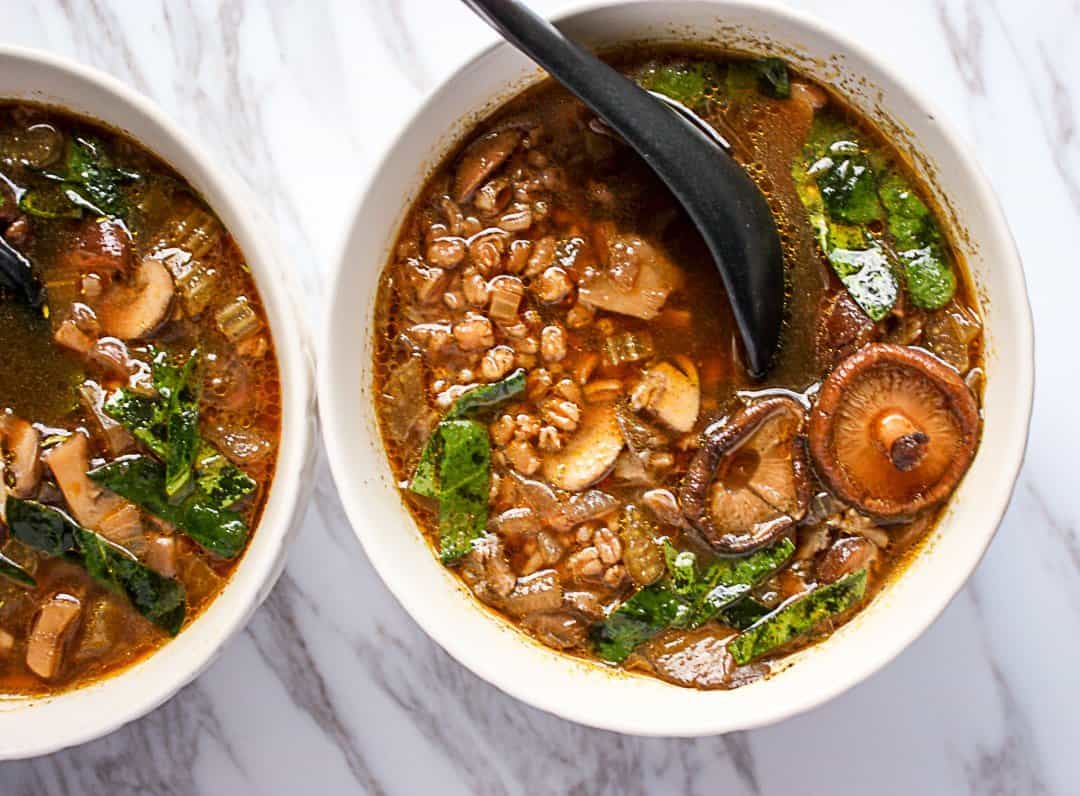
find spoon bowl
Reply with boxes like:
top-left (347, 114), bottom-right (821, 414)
top-left (461, 0), bottom-right (784, 377)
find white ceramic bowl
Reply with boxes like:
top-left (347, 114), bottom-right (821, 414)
top-left (320, 0), bottom-right (1033, 735)
top-left (0, 48), bottom-right (316, 758)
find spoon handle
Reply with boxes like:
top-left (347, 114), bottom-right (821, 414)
top-left (462, 0), bottom-right (692, 154)
top-left (460, 0), bottom-right (784, 377)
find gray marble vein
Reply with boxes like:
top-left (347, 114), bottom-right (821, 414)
top-left (0, 0), bottom-right (1077, 794)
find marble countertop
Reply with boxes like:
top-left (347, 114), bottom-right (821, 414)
top-left (0, 0), bottom-right (1074, 793)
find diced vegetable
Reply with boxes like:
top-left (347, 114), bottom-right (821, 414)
top-left (602, 330), bottom-right (655, 367)
top-left (88, 456), bottom-right (249, 560)
top-left (6, 497), bottom-right (187, 634)
top-left (155, 205), bottom-right (221, 260)
top-left (215, 296), bottom-right (262, 342)
top-left (488, 275), bottom-right (524, 322)
top-left (924, 301), bottom-right (982, 373)
top-left (74, 597), bottom-right (125, 662)
top-left (727, 569), bottom-right (867, 664)
top-left (592, 537), bottom-right (795, 663)
top-left (617, 504), bottom-right (666, 586)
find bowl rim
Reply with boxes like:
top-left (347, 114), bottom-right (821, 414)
top-left (0, 45), bottom-right (316, 757)
top-left (319, 0), bottom-right (1034, 735)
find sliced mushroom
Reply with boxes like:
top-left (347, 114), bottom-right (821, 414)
top-left (542, 402), bottom-right (624, 492)
top-left (96, 256), bottom-right (175, 340)
top-left (577, 235), bottom-right (681, 320)
top-left (453, 129), bottom-right (522, 203)
top-left (521, 612), bottom-right (589, 650)
top-left (816, 290), bottom-right (878, 370)
top-left (679, 397), bottom-right (810, 555)
top-left (632, 358), bottom-right (700, 433)
top-left (1, 415), bottom-right (41, 497)
top-left (67, 217), bottom-right (134, 275)
top-left (145, 534), bottom-right (179, 578)
top-left (26, 593), bottom-right (82, 680)
top-left (817, 536), bottom-right (880, 584)
top-left (808, 344), bottom-right (980, 517)
top-left (78, 380), bottom-right (135, 457)
top-left (44, 433), bottom-right (143, 545)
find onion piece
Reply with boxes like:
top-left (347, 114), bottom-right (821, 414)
top-left (552, 489), bottom-right (619, 531)
top-left (504, 570), bottom-right (563, 617)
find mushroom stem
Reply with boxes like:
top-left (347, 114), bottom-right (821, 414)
top-left (874, 411), bottom-right (929, 471)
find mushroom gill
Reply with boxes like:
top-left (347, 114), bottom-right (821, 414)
top-left (808, 344), bottom-right (979, 517)
top-left (679, 397), bottom-right (810, 555)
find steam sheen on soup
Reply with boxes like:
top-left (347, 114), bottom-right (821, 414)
top-left (373, 51), bottom-right (983, 689)
top-left (0, 103), bottom-right (280, 694)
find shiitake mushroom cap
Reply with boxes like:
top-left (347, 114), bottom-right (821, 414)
top-left (808, 343), bottom-right (979, 518)
top-left (679, 396), bottom-right (810, 555)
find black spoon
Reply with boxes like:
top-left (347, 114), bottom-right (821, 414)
top-left (460, 0), bottom-right (784, 378)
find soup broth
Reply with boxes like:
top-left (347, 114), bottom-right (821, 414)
top-left (372, 50), bottom-right (983, 689)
